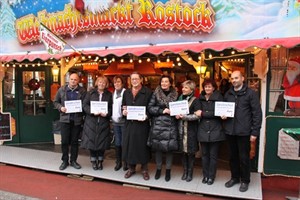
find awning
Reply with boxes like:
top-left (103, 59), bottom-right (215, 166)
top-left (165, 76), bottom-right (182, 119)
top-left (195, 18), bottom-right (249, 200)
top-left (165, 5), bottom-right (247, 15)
top-left (1, 37), bottom-right (299, 62)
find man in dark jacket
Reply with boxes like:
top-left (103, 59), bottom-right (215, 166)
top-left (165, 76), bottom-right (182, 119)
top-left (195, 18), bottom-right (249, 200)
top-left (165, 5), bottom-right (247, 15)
top-left (223, 71), bottom-right (262, 192)
top-left (122, 72), bottom-right (152, 181)
top-left (53, 72), bottom-right (86, 170)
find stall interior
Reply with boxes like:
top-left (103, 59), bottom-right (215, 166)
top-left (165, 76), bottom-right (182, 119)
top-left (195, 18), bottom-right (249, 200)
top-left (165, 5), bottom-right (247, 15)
top-left (58, 49), bottom-right (258, 93)
top-left (2, 47), bottom-right (267, 111)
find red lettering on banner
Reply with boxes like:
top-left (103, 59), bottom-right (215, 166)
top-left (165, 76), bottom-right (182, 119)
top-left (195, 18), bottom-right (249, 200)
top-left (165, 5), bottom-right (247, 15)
top-left (15, 1), bottom-right (215, 44)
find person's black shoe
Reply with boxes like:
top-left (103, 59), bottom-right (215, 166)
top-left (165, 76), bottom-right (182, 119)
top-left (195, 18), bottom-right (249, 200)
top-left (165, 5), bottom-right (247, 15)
top-left (91, 161), bottom-right (98, 170)
top-left (154, 169), bottom-right (161, 180)
top-left (225, 179), bottom-right (240, 188)
top-left (202, 177), bottom-right (208, 184)
top-left (181, 171), bottom-right (188, 180)
top-left (165, 169), bottom-right (171, 182)
top-left (207, 178), bottom-right (214, 185)
top-left (123, 162), bottom-right (129, 171)
top-left (239, 182), bottom-right (249, 192)
top-left (70, 161), bottom-right (81, 169)
top-left (59, 162), bottom-right (69, 170)
top-left (98, 160), bottom-right (103, 170)
top-left (114, 161), bottom-right (122, 171)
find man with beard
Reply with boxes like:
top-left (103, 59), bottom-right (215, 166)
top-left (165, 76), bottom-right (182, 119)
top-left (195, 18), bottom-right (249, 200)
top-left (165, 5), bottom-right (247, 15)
top-left (282, 57), bottom-right (300, 116)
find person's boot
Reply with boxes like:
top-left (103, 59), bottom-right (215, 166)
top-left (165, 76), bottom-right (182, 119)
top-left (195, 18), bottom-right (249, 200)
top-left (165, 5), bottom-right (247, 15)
top-left (90, 157), bottom-right (98, 170)
top-left (91, 160), bottom-right (98, 170)
top-left (154, 169), bottom-right (161, 180)
top-left (165, 169), bottom-right (171, 182)
top-left (114, 146), bottom-right (122, 171)
top-left (186, 154), bottom-right (195, 182)
top-left (98, 160), bottom-right (103, 170)
top-left (123, 161), bottom-right (129, 171)
top-left (181, 153), bottom-right (188, 180)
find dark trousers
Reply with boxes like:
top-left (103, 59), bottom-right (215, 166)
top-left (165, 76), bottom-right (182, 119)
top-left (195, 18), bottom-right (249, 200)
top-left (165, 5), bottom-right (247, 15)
top-left (90, 150), bottom-right (105, 161)
top-left (60, 121), bottom-right (81, 163)
top-left (129, 163), bottom-right (148, 172)
top-left (200, 141), bottom-right (220, 179)
top-left (113, 124), bottom-right (124, 147)
top-left (226, 135), bottom-right (251, 183)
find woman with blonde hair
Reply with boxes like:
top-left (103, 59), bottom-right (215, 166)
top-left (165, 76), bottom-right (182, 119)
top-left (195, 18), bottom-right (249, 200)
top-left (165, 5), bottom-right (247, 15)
top-left (81, 75), bottom-right (113, 170)
top-left (176, 80), bottom-right (201, 182)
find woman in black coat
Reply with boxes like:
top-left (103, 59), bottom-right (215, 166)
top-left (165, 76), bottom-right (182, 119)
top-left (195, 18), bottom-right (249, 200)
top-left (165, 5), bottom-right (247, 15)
top-left (197, 78), bottom-right (225, 185)
top-left (122, 72), bottom-right (153, 181)
top-left (81, 75), bottom-right (113, 170)
top-left (176, 80), bottom-right (201, 182)
top-left (148, 75), bottom-right (178, 182)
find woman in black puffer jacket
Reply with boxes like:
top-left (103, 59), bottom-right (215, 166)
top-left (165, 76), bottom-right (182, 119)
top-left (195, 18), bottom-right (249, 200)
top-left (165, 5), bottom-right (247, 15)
top-left (148, 75), bottom-right (178, 182)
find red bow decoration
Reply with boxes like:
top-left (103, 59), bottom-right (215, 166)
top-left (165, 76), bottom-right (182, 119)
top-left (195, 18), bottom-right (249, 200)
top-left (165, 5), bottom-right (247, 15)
top-left (75, 0), bottom-right (85, 15)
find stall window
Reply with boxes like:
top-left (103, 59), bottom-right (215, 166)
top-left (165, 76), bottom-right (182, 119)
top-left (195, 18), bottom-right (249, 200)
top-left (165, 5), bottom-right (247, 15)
top-left (3, 67), bottom-right (16, 110)
top-left (268, 47), bottom-right (288, 114)
top-left (22, 71), bottom-right (46, 115)
top-left (246, 57), bottom-right (261, 99)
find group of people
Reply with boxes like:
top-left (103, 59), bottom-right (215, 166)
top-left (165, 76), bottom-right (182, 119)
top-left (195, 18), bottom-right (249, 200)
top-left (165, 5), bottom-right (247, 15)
top-left (53, 70), bottom-right (262, 193)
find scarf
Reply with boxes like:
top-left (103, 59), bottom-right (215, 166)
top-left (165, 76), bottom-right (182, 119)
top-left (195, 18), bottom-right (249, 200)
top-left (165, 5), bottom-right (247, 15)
top-left (154, 86), bottom-right (178, 108)
top-left (132, 85), bottom-right (142, 98)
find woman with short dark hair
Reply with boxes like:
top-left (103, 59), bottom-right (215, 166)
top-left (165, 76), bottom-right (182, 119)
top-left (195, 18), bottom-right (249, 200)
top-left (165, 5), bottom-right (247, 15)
top-left (197, 78), bottom-right (225, 185)
top-left (112, 75), bottom-right (127, 171)
top-left (148, 75), bottom-right (178, 182)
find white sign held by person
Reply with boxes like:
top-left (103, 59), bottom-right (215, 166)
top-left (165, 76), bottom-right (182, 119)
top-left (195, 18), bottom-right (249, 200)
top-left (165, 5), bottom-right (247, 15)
top-left (65, 100), bottom-right (82, 113)
top-left (214, 102), bottom-right (235, 117)
top-left (127, 106), bottom-right (146, 120)
top-left (91, 101), bottom-right (108, 114)
top-left (169, 100), bottom-right (189, 116)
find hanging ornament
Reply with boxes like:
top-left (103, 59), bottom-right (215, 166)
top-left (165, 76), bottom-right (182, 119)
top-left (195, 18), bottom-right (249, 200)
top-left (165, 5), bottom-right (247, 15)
top-left (74, 0), bottom-right (85, 15)
top-left (28, 79), bottom-right (40, 90)
top-left (80, 75), bottom-right (88, 84)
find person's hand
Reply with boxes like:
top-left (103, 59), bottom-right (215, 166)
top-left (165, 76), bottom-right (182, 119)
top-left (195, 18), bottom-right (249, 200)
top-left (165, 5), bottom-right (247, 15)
top-left (122, 106), bottom-right (127, 116)
top-left (138, 115), bottom-right (147, 121)
top-left (100, 112), bottom-right (107, 117)
top-left (94, 112), bottom-right (100, 116)
top-left (194, 110), bottom-right (202, 117)
top-left (221, 115), bottom-right (227, 120)
top-left (250, 135), bottom-right (257, 142)
top-left (176, 114), bottom-right (183, 119)
top-left (163, 108), bottom-right (170, 115)
top-left (60, 107), bottom-right (67, 113)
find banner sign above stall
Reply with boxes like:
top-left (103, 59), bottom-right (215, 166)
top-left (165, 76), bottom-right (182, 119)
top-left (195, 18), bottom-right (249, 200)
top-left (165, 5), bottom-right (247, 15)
top-left (39, 23), bottom-right (66, 55)
top-left (0, 0), bottom-right (299, 55)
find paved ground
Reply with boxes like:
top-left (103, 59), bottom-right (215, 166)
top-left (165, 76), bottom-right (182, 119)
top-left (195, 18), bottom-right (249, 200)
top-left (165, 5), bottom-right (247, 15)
top-left (0, 165), bottom-right (221, 200)
top-left (0, 164), bottom-right (299, 200)
top-left (0, 190), bottom-right (40, 200)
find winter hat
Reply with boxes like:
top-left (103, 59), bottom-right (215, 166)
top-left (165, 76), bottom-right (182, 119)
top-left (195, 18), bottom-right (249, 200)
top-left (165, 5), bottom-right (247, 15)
top-left (288, 57), bottom-right (300, 67)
